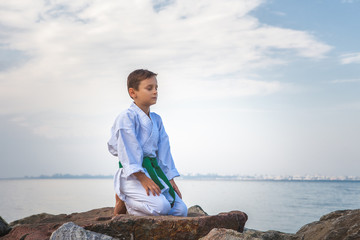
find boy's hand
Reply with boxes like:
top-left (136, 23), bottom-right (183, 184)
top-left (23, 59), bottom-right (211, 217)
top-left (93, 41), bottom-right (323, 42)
top-left (169, 179), bottom-right (182, 199)
top-left (133, 172), bottom-right (161, 196)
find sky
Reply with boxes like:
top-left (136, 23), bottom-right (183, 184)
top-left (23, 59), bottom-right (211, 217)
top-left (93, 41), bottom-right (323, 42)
top-left (0, 0), bottom-right (359, 178)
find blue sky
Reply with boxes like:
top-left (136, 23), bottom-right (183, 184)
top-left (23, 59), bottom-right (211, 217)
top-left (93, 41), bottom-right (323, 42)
top-left (0, 0), bottom-right (359, 178)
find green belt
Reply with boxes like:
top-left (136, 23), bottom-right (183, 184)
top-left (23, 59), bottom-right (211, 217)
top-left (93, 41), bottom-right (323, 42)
top-left (119, 157), bottom-right (175, 207)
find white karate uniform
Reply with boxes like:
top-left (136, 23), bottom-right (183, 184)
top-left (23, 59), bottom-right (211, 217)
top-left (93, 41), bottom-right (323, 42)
top-left (108, 103), bottom-right (187, 216)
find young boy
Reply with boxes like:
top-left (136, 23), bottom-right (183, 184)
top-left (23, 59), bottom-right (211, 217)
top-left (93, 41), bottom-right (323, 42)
top-left (107, 69), bottom-right (187, 217)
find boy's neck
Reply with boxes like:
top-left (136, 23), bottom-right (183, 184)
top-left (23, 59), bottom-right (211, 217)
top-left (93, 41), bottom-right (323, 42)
top-left (134, 102), bottom-right (150, 117)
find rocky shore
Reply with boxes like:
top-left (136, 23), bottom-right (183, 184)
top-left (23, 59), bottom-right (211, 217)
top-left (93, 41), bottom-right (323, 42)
top-left (1, 206), bottom-right (359, 240)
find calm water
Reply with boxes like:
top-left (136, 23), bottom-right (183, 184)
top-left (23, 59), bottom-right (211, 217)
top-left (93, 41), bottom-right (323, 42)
top-left (1, 179), bottom-right (359, 233)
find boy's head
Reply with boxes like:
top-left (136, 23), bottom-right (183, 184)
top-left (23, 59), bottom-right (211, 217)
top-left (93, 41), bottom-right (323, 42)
top-left (127, 69), bottom-right (157, 92)
top-left (127, 69), bottom-right (158, 106)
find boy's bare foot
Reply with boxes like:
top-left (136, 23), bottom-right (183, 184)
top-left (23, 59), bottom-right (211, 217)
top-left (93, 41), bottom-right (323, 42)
top-left (114, 194), bottom-right (127, 216)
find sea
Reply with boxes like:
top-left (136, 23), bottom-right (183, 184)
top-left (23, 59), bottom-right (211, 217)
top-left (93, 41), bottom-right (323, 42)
top-left (1, 179), bottom-right (360, 233)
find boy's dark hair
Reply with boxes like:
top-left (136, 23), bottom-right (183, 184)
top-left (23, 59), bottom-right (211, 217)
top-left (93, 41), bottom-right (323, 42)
top-left (127, 69), bottom-right (157, 91)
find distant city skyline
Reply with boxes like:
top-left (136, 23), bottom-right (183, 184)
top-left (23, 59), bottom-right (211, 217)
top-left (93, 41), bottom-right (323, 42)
top-left (0, 0), bottom-right (360, 178)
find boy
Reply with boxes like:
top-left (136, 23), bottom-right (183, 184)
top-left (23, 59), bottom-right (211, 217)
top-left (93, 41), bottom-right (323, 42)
top-left (107, 69), bottom-right (187, 217)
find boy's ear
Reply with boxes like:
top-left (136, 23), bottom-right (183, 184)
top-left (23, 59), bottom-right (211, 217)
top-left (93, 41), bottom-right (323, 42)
top-left (129, 88), bottom-right (136, 99)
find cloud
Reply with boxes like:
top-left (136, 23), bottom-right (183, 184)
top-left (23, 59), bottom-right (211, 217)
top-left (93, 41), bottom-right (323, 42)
top-left (341, 0), bottom-right (360, 3)
top-left (340, 52), bottom-right (360, 64)
top-left (272, 11), bottom-right (286, 16)
top-left (0, 0), bottom-right (332, 138)
top-left (171, 78), bottom-right (285, 100)
top-left (330, 78), bottom-right (360, 83)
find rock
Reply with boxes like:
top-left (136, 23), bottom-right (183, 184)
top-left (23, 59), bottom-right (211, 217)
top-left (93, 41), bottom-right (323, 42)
top-left (2, 207), bottom-right (114, 240)
top-left (199, 228), bottom-right (297, 240)
top-left (208, 208), bottom-right (360, 240)
top-left (197, 209), bottom-right (360, 240)
top-left (1, 223), bottom-right (61, 240)
top-left (86, 210), bottom-right (248, 240)
top-left (0, 217), bottom-right (11, 237)
top-left (1, 206), bottom-right (247, 240)
top-left (7, 207), bottom-right (360, 240)
top-left (187, 205), bottom-right (208, 217)
top-left (50, 222), bottom-right (118, 240)
top-left (295, 209), bottom-right (360, 240)
top-left (241, 229), bottom-right (296, 240)
top-left (199, 228), bottom-right (243, 240)
top-left (9, 213), bottom-right (56, 227)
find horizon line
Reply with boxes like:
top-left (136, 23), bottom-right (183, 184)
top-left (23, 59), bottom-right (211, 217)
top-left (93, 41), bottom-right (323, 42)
top-left (1, 173), bottom-right (360, 181)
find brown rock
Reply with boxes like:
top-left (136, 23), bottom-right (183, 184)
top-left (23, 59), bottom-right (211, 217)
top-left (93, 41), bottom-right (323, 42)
top-left (1, 207), bottom-right (114, 240)
top-left (1, 223), bottom-right (61, 240)
top-left (9, 213), bottom-right (56, 227)
top-left (87, 210), bottom-right (248, 240)
top-left (295, 209), bottom-right (360, 240)
top-left (1, 207), bottom-right (247, 240)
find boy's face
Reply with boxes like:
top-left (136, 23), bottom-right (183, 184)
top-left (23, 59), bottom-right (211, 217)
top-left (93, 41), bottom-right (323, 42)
top-left (129, 76), bottom-right (158, 107)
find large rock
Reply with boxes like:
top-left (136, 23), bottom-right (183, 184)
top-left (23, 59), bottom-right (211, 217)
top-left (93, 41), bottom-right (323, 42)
top-left (87, 210), bottom-right (248, 240)
top-left (2, 207), bottom-right (114, 240)
top-left (0, 217), bottom-right (11, 237)
top-left (50, 222), bottom-right (117, 240)
top-left (1, 207), bottom-right (247, 240)
top-left (295, 209), bottom-right (360, 240)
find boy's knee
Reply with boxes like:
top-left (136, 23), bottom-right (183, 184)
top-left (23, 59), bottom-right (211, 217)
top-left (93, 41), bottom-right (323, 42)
top-left (172, 201), bottom-right (188, 217)
top-left (156, 198), bottom-right (172, 215)
top-left (147, 196), bottom-right (171, 215)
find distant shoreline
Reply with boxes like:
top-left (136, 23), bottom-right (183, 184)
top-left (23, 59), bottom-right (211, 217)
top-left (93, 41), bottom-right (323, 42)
top-left (1, 173), bottom-right (360, 182)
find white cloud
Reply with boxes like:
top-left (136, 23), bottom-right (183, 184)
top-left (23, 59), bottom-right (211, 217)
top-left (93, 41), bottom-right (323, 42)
top-left (272, 11), bottom-right (286, 16)
top-left (172, 78), bottom-right (285, 100)
top-left (340, 52), bottom-right (360, 64)
top-left (341, 0), bottom-right (360, 3)
top-left (0, 0), bottom-right (332, 138)
top-left (330, 78), bottom-right (360, 83)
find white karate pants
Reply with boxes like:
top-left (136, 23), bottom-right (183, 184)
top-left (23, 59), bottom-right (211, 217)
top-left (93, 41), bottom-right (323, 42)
top-left (114, 169), bottom-right (188, 217)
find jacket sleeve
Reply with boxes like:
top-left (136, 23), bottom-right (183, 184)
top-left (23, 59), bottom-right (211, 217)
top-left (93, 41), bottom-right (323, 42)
top-left (156, 115), bottom-right (180, 180)
top-left (108, 111), bottom-right (144, 179)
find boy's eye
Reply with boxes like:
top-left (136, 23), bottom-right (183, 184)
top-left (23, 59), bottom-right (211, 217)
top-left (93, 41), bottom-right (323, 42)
top-left (145, 85), bottom-right (157, 91)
